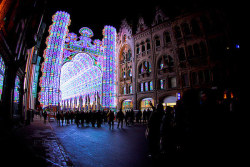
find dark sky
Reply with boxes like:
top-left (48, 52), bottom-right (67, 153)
top-left (45, 0), bottom-right (161, 39)
top-left (44, 0), bottom-right (243, 40)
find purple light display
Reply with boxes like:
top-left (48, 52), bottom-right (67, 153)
top-left (39, 11), bottom-right (117, 110)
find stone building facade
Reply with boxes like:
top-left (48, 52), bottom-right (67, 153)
top-left (116, 7), bottom-right (230, 111)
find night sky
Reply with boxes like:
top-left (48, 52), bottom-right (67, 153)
top-left (44, 0), bottom-right (243, 41)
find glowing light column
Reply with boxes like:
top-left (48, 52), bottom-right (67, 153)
top-left (39, 11), bottom-right (70, 107)
top-left (102, 26), bottom-right (117, 108)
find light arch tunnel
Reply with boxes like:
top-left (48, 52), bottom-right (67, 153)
top-left (39, 11), bottom-right (117, 110)
top-left (60, 53), bottom-right (102, 110)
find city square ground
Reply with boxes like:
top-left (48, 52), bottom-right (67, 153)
top-left (1, 114), bottom-right (246, 167)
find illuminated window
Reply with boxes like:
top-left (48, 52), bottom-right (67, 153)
top-left (141, 83), bottom-right (144, 92)
top-left (149, 81), bottom-right (153, 91)
top-left (160, 63), bottom-right (164, 69)
top-left (0, 55), bottom-right (5, 101)
top-left (160, 79), bottom-right (164, 89)
top-left (145, 82), bottom-right (148, 91)
top-left (14, 76), bottom-right (20, 103)
top-left (141, 98), bottom-right (154, 111)
top-left (124, 86), bottom-right (126, 94)
top-left (129, 85), bottom-right (132, 94)
top-left (128, 69), bottom-right (132, 77)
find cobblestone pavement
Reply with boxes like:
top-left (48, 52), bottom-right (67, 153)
top-left (1, 116), bottom-right (73, 167)
top-left (50, 121), bottom-right (153, 167)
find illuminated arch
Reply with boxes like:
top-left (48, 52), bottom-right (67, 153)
top-left (39, 11), bottom-right (117, 109)
top-left (60, 53), bottom-right (102, 104)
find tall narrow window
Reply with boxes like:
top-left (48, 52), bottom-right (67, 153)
top-left (193, 43), bottom-right (200, 57)
top-left (160, 79), bottom-right (164, 89)
top-left (14, 75), bottom-right (20, 103)
top-left (0, 55), bottom-right (6, 101)
top-left (146, 39), bottom-right (151, 50)
top-left (182, 23), bottom-right (191, 36)
top-left (174, 26), bottom-right (182, 39)
top-left (178, 47), bottom-right (186, 61)
top-left (155, 36), bottom-right (161, 47)
top-left (128, 69), bottom-right (132, 77)
top-left (141, 42), bottom-right (146, 52)
top-left (129, 85), bottom-right (132, 94)
top-left (141, 83), bottom-right (144, 92)
top-left (145, 82), bottom-right (148, 91)
top-left (164, 31), bottom-right (171, 44)
top-left (136, 44), bottom-right (140, 55)
top-left (191, 19), bottom-right (201, 35)
top-left (187, 45), bottom-right (194, 57)
top-left (170, 77), bottom-right (177, 88)
top-left (149, 81), bottom-right (153, 91)
top-left (124, 86), bottom-right (126, 94)
top-left (127, 49), bottom-right (132, 61)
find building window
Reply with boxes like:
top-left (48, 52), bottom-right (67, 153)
top-left (149, 81), bottom-right (153, 91)
top-left (141, 82), bottom-right (144, 92)
top-left (182, 73), bottom-right (189, 87)
top-left (174, 26), bottom-right (182, 39)
top-left (191, 19), bottom-right (201, 35)
top-left (181, 23), bottom-right (191, 36)
top-left (122, 52), bottom-right (126, 62)
top-left (14, 75), bottom-right (20, 103)
top-left (160, 63), bottom-right (164, 69)
top-left (0, 55), bottom-right (6, 101)
top-left (178, 47), bottom-right (186, 61)
top-left (170, 77), bottom-right (177, 88)
top-left (204, 70), bottom-right (211, 83)
top-left (141, 42), bottom-right (146, 53)
top-left (200, 41), bottom-right (207, 56)
top-left (128, 69), bottom-right (132, 77)
top-left (127, 49), bottom-right (132, 61)
top-left (124, 86), bottom-right (126, 94)
top-left (146, 39), bottom-right (151, 50)
top-left (136, 44), bottom-right (140, 55)
top-left (145, 82), bottom-right (148, 91)
top-left (123, 71), bottom-right (126, 78)
top-left (193, 43), bottom-right (200, 57)
top-left (140, 64), bottom-right (144, 74)
top-left (129, 85), bottom-right (132, 94)
top-left (187, 45), bottom-right (194, 58)
top-left (164, 31), bottom-right (171, 44)
top-left (192, 72), bottom-right (199, 85)
top-left (155, 36), bottom-right (161, 47)
top-left (160, 79), bottom-right (164, 89)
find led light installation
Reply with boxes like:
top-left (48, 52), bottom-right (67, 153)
top-left (39, 11), bottom-right (117, 110)
top-left (39, 11), bottom-right (70, 107)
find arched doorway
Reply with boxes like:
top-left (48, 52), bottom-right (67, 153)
top-left (140, 98), bottom-right (154, 112)
top-left (122, 99), bottom-right (133, 112)
top-left (162, 96), bottom-right (177, 109)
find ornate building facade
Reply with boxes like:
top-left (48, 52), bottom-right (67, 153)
top-left (117, 7), bottom-right (231, 111)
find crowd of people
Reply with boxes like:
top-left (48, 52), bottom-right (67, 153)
top-left (39, 88), bottom-right (239, 162)
top-left (52, 109), bottom-right (152, 129)
top-left (145, 88), bottom-right (240, 162)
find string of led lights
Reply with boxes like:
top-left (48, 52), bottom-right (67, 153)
top-left (39, 11), bottom-right (117, 110)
